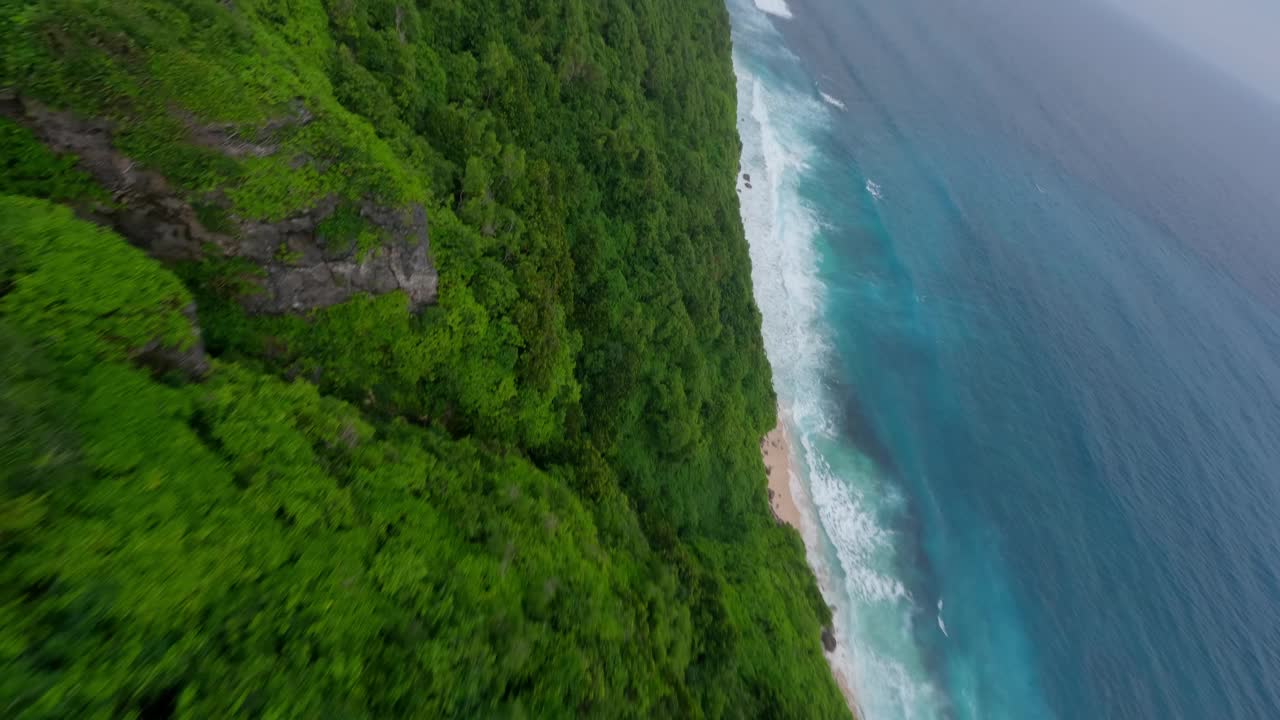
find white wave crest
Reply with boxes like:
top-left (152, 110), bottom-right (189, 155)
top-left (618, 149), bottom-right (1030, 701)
top-left (821, 91), bottom-right (847, 109)
top-left (753, 0), bottom-right (794, 19)
top-left (733, 48), bottom-right (947, 718)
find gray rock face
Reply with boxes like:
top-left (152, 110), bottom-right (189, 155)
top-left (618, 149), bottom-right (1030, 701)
top-left (2, 94), bottom-right (438, 314)
top-left (821, 625), bottom-right (837, 653)
top-left (182, 100), bottom-right (311, 159)
top-left (133, 303), bottom-right (211, 380)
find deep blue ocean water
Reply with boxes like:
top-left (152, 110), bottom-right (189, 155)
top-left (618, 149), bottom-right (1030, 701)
top-left (727, 0), bottom-right (1280, 717)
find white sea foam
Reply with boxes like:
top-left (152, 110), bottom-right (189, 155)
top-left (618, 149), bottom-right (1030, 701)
top-left (821, 91), bottom-right (847, 110)
top-left (732, 29), bottom-right (946, 715)
top-left (866, 179), bottom-right (883, 200)
top-left (753, 0), bottom-right (794, 19)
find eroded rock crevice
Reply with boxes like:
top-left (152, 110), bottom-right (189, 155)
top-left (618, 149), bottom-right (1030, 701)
top-left (1, 93), bottom-right (438, 314)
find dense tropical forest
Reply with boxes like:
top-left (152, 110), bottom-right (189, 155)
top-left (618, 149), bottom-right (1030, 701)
top-left (0, 0), bottom-right (850, 717)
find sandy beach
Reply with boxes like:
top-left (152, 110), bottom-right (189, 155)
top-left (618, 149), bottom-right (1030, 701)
top-left (762, 419), bottom-right (861, 717)
top-left (762, 423), bottom-right (802, 528)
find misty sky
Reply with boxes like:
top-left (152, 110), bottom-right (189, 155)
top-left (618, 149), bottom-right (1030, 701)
top-left (1102, 0), bottom-right (1280, 104)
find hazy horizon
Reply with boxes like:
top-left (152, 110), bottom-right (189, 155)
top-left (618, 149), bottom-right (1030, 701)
top-left (1100, 0), bottom-right (1280, 105)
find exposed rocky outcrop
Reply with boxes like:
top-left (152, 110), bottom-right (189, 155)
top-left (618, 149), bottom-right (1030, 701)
top-left (182, 100), bottom-right (312, 159)
top-left (0, 93), bottom-right (437, 314)
top-left (821, 625), bottom-right (837, 653)
top-left (132, 303), bottom-right (211, 380)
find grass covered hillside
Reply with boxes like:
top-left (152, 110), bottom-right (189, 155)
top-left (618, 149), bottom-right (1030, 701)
top-left (0, 1), bottom-right (851, 717)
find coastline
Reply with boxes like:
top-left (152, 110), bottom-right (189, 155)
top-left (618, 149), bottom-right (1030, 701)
top-left (731, 1), bottom-right (862, 714)
top-left (763, 418), bottom-right (861, 717)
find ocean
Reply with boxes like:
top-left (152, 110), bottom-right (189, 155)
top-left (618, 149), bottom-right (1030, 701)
top-left (726, 0), bottom-right (1280, 718)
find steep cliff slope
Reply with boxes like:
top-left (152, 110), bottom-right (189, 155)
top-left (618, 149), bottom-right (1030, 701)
top-left (0, 1), bottom-right (849, 717)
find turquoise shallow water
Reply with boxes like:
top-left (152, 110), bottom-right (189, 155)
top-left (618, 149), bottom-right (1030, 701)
top-left (729, 0), bottom-right (1280, 717)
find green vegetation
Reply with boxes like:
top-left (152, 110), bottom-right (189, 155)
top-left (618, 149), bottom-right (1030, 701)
top-left (0, 119), bottom-right (101, 201)
top-left (1, 1), bottom-right (850, 718)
